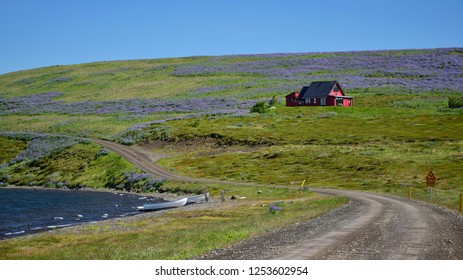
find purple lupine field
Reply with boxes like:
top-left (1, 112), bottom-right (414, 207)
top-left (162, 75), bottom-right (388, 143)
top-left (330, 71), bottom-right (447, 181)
top-left (0, 92), bottom-right (255, 116)
top-left (1, 48), bottom-right (462, 119)
top-left (173, 48), bottom-right (463, 93)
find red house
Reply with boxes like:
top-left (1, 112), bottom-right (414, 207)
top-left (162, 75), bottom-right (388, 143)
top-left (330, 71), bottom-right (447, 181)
top-left (285, 81), bottom-right (353, 107)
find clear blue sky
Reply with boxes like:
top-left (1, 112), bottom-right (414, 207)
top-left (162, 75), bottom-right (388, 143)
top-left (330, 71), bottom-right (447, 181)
top-left (1, 0), bottom-right (462, 74)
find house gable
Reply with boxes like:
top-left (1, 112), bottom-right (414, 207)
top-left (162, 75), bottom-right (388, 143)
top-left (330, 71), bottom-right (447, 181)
top-left (329, 82), bottom-right (345, 96)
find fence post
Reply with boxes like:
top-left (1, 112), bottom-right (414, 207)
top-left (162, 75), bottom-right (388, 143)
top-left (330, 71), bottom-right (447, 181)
top-left (221, 190), bottom-right (225, 202)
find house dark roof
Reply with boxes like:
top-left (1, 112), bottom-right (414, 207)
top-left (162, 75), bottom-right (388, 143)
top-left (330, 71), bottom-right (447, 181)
top-left (299, 81), bottom-right (339, 99)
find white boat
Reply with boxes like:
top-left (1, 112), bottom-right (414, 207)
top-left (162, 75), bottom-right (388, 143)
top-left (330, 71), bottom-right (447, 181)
top-left (186, 193), bottom-right (209, 204)
top-left (137, 197), bottom-right (188, 211)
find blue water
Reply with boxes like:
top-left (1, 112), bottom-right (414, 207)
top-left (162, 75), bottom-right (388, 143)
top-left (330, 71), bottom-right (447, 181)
top-left (0, 188), bottom-right (162, 239)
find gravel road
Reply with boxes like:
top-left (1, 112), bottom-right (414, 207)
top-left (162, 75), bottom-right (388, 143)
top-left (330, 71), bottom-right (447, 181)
top-left (94, 139), bottom-right (463, 260)
top-left (200, 189), bottom-right (463, 260)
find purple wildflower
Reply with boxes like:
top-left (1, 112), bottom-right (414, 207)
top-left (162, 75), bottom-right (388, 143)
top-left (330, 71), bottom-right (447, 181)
top-left (0, 94), bottom-right (255, 116)
top-left (171, 48), bottom-right (463, 92)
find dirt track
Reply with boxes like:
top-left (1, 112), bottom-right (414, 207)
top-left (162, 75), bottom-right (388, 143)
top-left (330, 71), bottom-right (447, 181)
top-left (93, 139), bottom-right (255, 186)
top-left (202, 190), bottom-right (463, 260)
top-left (94, 139), bottom-right (463, 259)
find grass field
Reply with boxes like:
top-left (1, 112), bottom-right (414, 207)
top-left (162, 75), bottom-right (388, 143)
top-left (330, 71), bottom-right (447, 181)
top-left (152, 101), bottom-right (463, 211)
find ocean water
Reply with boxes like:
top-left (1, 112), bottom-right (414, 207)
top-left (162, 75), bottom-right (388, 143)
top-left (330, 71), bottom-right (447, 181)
top-left (0, 188), bottom-right (161, 239)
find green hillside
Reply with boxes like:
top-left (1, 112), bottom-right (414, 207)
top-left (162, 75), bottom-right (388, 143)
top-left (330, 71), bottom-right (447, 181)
top-left (1, 48), bottom-right (462, 208)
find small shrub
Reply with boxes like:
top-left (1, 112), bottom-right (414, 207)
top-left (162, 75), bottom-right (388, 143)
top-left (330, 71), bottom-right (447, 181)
top-left (250, 101), bottom-right (269, 114)
top-left (448, 96), bottom-right (463, 108)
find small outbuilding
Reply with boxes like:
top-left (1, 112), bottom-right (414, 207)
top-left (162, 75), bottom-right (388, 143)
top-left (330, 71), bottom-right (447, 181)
top-left (285, 81), bottom-right (353, 107)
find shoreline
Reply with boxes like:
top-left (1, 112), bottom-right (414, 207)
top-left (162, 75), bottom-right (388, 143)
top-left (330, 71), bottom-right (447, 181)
top-left (0, 185), bottom-right (214, 241)
top-left (2, 185), bottom-right (185, 200)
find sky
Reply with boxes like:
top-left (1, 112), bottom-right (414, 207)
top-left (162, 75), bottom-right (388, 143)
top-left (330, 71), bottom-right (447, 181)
top-left (1, 0), bottom-right (462, 74)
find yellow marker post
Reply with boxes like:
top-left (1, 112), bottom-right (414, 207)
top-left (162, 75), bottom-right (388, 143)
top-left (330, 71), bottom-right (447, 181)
top-left (301, 180), bottom-right (306, 188)
top-left (408, 187), bottom-right (413, 200)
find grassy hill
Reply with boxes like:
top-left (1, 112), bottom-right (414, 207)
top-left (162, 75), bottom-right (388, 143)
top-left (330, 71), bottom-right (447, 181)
top-left (1, 48), bottom-right (463, 208)
top-left (1, 48), bottom-right (462, 138)
top-left (1, 48), bottom-right (463, 259)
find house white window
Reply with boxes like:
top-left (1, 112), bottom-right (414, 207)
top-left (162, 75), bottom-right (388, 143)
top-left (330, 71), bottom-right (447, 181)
top-left (320, 98), bottom-right (326, 106)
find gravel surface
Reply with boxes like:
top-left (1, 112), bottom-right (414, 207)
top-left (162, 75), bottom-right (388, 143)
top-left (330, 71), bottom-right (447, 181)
top-left (197, 190), bottom-right (463, 260)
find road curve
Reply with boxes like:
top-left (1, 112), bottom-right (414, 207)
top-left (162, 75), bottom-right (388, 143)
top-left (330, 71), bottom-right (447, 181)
top-left (93, 139), bottom-right (463, 259)
top-left (93, 139), bottom-right (200, 182)
top-left (273, 189), bottom-right (463, 260)
top-left (93, 139), bottom-right (257, 186)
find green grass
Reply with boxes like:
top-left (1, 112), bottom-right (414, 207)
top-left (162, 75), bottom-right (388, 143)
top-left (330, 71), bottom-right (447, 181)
top-left (0, 59), bottom-right (213, 101)
top-left (0, 111), bottom-right (192, 140)
top-left (145, 107), bottom-right (462, 145)
top-left (160, 140), bottom-right (462, 210)
top-left (0, 185), bottom-right (347, 259)
top-left (0, 136), bottom-right (26, 165)
top-left (145, 97), bottom-right (463, 211)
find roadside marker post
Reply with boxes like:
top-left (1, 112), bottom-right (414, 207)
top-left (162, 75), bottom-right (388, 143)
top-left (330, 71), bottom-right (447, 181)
top-left (408, 187), bottom-right (413, 200)
top-left (426, 170), bottom-right (436, 203)
top-left (301, 180), bottom-right (306, 188)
